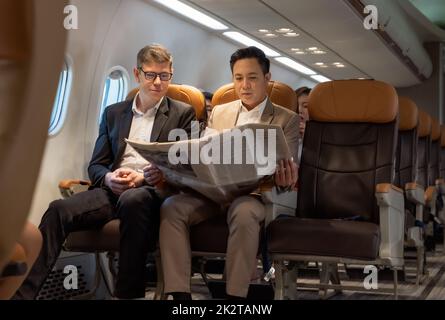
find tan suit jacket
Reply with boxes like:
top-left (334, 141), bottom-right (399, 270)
top-left (208, 98), bottom-right (300, 161)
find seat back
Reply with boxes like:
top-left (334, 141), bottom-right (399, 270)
top-left (394, 97), bottom-right (418, 189)
top-left (429, 117), bottom-right (441, 184)
top-left (0, 0), bottom-right (67, 270)
top-left (440, 126), bottom-right (445, 179)
top-left (211, 81), bottom-right (296, 110)
top-left (297, 80), bottom-right (398, 224)
top-left (417, 110), bottom-right (432, 188)
top-left (126, 84), bottom-right (206, 121)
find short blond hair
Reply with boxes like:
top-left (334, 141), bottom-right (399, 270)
top-left (137, 44), bottom-right (172, 68)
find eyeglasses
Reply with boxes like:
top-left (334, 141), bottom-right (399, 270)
top-left (138, 68), bottom-right (173, 82)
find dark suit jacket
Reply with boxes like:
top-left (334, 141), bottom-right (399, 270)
top-left (88, 96), bottom-right (196, 188)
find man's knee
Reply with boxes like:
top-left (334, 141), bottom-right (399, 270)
top-left (42, 199), bottom-right (68, 226)
top-left (160, 195), bottom-right (190, 223)
top-left (227, 196), bottom-right (265, 227)
top-left (118, 188), bottom-right (152, 209)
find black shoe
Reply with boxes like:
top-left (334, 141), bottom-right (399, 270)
top-left (171, 292), bottom-right (192, 300)
top-left (226, 294), bottom-right (246, 300)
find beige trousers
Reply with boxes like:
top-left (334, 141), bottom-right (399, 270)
top-left (159, 193), bottom-right (265, 297)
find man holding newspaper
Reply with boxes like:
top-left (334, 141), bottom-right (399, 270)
top-left (148, 46), bottom-right (299, 300)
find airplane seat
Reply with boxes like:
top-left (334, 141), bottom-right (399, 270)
top-left (0, 0), bottom-right (66, 298)
top-left (61, 83), bottom-right (206, 299)
top-left (416, 111), bottom-right (438, 252)
top-left (395, 97), bottom-right (418, 190)
top-left (429, 118), bottom-right (441, 187)
top-left (267, 80), bottom-right (405, 299)
top-left (126, 84), bottom-right (207, 121)
top-left (416, 110), bottom-right (432, 190)
top-left (438, 126), bottom-right (445, 248)
top-left (440, 126), bottom-right (445, 179)
top-left (394, 97), bottom-right (427, 285)
top-left (426, 117), bottom-right (442, 251)
top-left (0, 222), bottom-right (42, 300)
top-left (211, 80), bottom-right (297, 110)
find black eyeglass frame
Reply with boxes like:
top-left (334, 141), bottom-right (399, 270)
top-left (138, 68), bottom-right (173, 81)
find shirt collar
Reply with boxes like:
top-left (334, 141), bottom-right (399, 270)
top-left (132, 92), bottom-right (163, 117)
top-left (240, 96), bottom-right (268, 117)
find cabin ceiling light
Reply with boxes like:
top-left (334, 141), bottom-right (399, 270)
top-left (153, 0), bottom-right (228, 30)
top-left (315, 62), bottom-right (325, 66)
top-left (223, 32), bottom-right (280, 57)
top-left (307, 47), bottom-right (319, 51)
top-left (311, 75), bottom-right (331, 83)
top-left (313, 50), bottom-right (326, 54)
top-left (265, 33), bottom-right (277, 37)
top-left (274, 57), bottom-right (316, 75)
top-left (258, 29), bottom-right (269, 33)
top-left (276, 28), bottom-right (293, 33)
top-left (284, 32), bottom-right (299, 37)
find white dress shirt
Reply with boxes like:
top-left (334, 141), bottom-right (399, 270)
top-left (119, 93), bottom-right (162, 171)
top-left (235, 97), bottom-right (268, 126)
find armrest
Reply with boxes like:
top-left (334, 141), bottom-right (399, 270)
top-left (375, 183), bottom-right (403, 206)
top-left (402, 182), bottom-right (425, 223)
top-left (58, 179), bottom-right (91, 198)
top-left (375, 183), bottom-right (405, 267)
top-left (405, 182), bottom-right (425, 206)
top-left (425, 186), bottom-right (436, 203)
top-left (436, 179), bottom-right (445, 195)
top-left (260, 184), bottom-right (297, 226)
top-left (0, 244), bottom-right (27, 278)
top-left (424, 186), bottom-right (437, 217)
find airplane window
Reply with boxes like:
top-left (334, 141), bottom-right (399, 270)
top-left (98, 67), bottom-right (128, 123)
top-left (48, 59), bottom-right (72, 135)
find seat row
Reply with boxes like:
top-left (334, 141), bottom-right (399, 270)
top-left (59, 79), bottom-right (444, 300)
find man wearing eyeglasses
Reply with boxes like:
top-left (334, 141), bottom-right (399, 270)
top-left (14, 44), bottom-right (196, 300)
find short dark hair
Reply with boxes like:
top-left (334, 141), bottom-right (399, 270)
top-left (295, 86), bottom-right (311, 99)
top-left (230, 46), bottom-right (270, 74)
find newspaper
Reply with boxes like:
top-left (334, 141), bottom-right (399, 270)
top-left (126, 123), bottom-right (291, 203)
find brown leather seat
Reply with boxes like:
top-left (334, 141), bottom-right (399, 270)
top-left (440, 125), bottom-right (445, 179)
top-left (417, 110), bottom-right (432, 188)
top-left (0, 0), bottom-right (65, 298)
top-left (189, 81), bottom-right (296, 255)
top-left (429, 117), bottom-right (441, 185)
top-left (395, 97), bottom-right (418, 189)
top-left (267, 80), bottom-right (403, 298)
top-left (64, 220), bottom-right (120, 252)
top-left (268, 218), bottom-right (380, 260)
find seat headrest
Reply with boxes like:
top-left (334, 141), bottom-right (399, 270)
top-left (125, 84), bottom-right (206, 120)
top-left (166, 84), bottom-right (206, 120)
top-left (398, 97), bottom-right (418, 131)
top-left (211, 81), bottom-right (296, 110)
top-left (418, 110), bottom-right (432, 138)
top-left (126, 87), bottom-right (139, 101)
top-left (308, 80), bottom-right (398, 123)
top-left (441, 125), bottom-right (445, 147)
top-left (431, 117), bottom-right (441, 141)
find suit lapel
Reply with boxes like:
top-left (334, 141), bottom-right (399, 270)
top-left (115, 100), bottom-right (133, 165)
top-left (150, 96), bottom-right (169, 142)
top-left (259, 98), bottom-right (274, 124)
